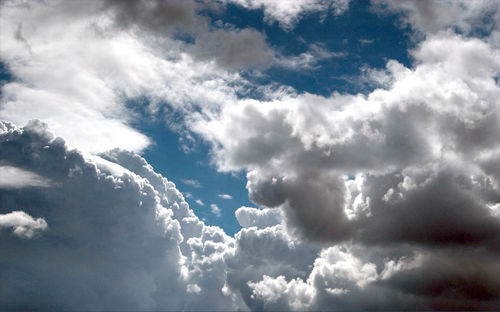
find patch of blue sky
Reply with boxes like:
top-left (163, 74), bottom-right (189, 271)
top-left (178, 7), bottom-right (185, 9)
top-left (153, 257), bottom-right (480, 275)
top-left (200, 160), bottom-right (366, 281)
top-left (0, 61), bottom-right (12, 89)
top-left (219, 1), bottom-right (414, 96)
top-left (129, 111), bottom-right (253, 236)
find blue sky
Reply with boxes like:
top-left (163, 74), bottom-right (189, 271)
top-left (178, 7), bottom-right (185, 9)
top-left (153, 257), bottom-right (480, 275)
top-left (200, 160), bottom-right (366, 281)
top-left (2, 0), bottom-right (500, 310)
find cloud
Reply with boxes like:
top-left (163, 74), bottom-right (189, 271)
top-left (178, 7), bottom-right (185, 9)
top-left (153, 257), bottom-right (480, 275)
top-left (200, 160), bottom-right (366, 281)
top-left (0, 0), bottom-right (343, 158)
top-left (195, 199), bottom-right (205, 206)
top-left (182, 178), bottom-right (203, 188)
top-left (235, 206), bottom-right (282, 228)
top-left (226, 0), bottom-right (351, 29)
top-left (210, 203), bottom-right (222, 217)
top-left (0, 165), bottom-right (51, 189)
top-left (192, 31), bottom-right (500, 245)
top-left (3, 119), bottom-right (500, 310)
top-left (0, 210), bottom-right (48, 238)
top-left (218, 193), bottom-right (233, 199)
top-left (2, 1), bottom-right (500, 310)
top-left (373, 0), bottom-right (500, 35)
top-left (0, 121), bottom-right (237, 310)
top-left (104, 0), bottom-right (200, 34)
top-left (186, 28), bottom-right (500, 308)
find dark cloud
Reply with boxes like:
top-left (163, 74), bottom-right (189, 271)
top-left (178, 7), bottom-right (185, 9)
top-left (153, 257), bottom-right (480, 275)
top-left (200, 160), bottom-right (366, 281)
top-left (104, 0), bottom-right (199, 34)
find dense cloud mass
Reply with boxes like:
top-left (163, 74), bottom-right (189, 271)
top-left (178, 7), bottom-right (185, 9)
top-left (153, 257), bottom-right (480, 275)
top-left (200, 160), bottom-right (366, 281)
top-left (2, 0), bottom-right (500, 310)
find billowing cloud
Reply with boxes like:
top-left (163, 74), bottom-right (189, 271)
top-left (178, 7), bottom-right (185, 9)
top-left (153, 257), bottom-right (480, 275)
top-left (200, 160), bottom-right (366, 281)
top-left (235, 206), bottom-right (282, 228)
top-left (226, 0), bottom-right (351, 29)
top-left (3, 117), bottom-right (500, 310)
top-left (0, 120), bottom-right (237, 310)
top-left (0, 210), bottom-right (48, 238)
top-left (192, 31), bottom-right (500, 244)
top-left (210, 203), bottom-right (222, 217)
top-left (2, 0), bottom-right (500, 310)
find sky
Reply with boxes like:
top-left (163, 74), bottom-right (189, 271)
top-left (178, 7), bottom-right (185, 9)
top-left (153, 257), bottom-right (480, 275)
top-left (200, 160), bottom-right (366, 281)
top-left (1, 0), bottom-right (500, 310)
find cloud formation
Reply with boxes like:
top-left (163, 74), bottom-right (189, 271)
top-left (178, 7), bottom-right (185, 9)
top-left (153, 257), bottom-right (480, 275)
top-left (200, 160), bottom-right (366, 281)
top-left (218, 193), bottom-right (233, 199)
top-left (2, 0), bottom-right (500, 310)
top-left (0, 210), bottom-right (48, 238)
top-left (211, 203), bottom-right (222, 217)
top-left (0, 165), bottom-right (51, 189)
top-left (227, 0), bottom-right (351, 29)
top-left (2, 118), bottom-right (500, 310)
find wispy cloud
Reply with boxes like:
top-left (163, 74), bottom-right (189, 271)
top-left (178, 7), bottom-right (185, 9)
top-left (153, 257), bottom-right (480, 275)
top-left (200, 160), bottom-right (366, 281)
top-left (182, 179), bottom-right (202, 188)
top-left (218, 193), bottom-right (232, 200)
top-left (195, 199), bottom-right (204, 206)
top-left (210, 204), bottom-right (221, 217)
top-left (0, 166), bottom-right (52, 189)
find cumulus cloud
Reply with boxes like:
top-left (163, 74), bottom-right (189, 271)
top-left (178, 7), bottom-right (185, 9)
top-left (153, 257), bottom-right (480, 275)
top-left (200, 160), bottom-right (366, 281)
top-left (3, 113), bottom-right (500, 310)
top-left (186, 21), bottom-right (500, 309)
top-left (210, 203), bottom-right (222, 217)
top-left (235, 206), bottom-right (282, 228)
top-left (2, 0), bottom-right (500, 310)
top-left (0, 120), bottom-right (240, 310)
top-left (0, 210), bottom-right (48, 238)
top-left (193, 31), bottom-right (500, 245)
top-left (227, 0), bottom-right (351, 29)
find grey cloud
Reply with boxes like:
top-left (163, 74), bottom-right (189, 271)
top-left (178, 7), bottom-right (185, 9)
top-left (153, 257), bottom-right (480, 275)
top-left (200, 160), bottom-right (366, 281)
top-left (194, 28), bottom-right (275, 70)
top-left (378, 250), bottom-right (500, 310)
top-left (105, 0), bottom-right (333, 71)
top-left (374, 0), bottom-right (500, 35)
top-left (104, 0), bottom-right (200, 34)
top-left (357, 167), bottom-right (500, 246)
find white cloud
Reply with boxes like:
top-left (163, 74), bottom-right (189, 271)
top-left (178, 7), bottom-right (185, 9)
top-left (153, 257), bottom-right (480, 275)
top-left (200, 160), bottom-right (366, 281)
top-left (0, 210), bottom-right (48, 238)
top-left (210, 203), bottom-right (222, 217)
top-left (182, 179), bottom-right (203, 188)
top-left (195, 199), bottom-right (205, 206)
top-left (226, 0), bottom-right (351, 29)
top-left (235, 206), bottom-right (282, 228)
top-left (218, 193), bottom-right (232, 199)
top-left (0, 165), bottom-right (51, 189)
